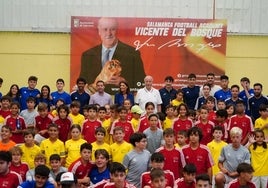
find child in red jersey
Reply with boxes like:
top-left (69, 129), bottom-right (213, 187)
top-left (53, 104), bottom-right (72, 142)
top-left (9, 146), bottom-right (29, 181)
top-left (110, 106), bottom-right (134, 143)
top-left (123, 99), bottom-right (133, 121)
top-left (215, 109), bottom-right (229, 141)
top-left (68, 142), bottom-right (94, 187)
top-left (0, 95), bottom-right (12, 118)
top-left (175, 163), bottom-right (196, 188)
top-left (195, 105), bottom-right (215, 145)
top-left (144, 168), bottom-right (170, 188)
top-left (34, 102), bottom-right (53, 144)
top-left (227, 163), bottom-right (256, 188)
top-left (205, 96), bottom-right (217, 123)
top-left (4, 102), bottom-right (26, 144)
top-left (172, 103), bottom-right (193, 136)
top-left (82, 104), bottom-right (102, 143)
top-left (156, 128), bottom-right (185, 179)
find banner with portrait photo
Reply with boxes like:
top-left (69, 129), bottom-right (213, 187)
top-left (71, 17), bottom-right (227, 94)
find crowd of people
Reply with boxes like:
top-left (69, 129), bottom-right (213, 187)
top-left (0, 73), bottom-right (267, 188)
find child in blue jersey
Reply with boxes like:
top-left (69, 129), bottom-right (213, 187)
top-left (51, 78), bottom-right (72, 106)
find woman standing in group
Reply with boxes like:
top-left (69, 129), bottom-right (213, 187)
top-left (6, 84), bottom-right (21, 102)
top-left (114, 81), bottom-right (134, 106)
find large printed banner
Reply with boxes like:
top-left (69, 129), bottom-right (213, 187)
top-left (71, 17), bottom-right (227, 93)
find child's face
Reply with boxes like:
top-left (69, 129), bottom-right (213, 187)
top-left (38, 109), bottom-right (48, 118)
top-left (81, 149), bottom-right (92, 161)
top-left (189, 132), bottom-right (200, 144)
top-left (240, 172), bottom-right (253, 183)
top-left (203, 86), bottom-right (210, 96)
top-left (231, 87), bottom-right (239, 98)
top-left (95, 132), bottom-right (105, 142)
top-left (235, 103), bottom-right (245, 114)
top-left (132, 113), bottom-right (141, 119)
top-left (50, 160), bottom-right (61, 171)
top-left (217, 102), bottom-right (226, 110)
top-left (149, 116), bottom-right (158, 128)
top-left (56, 100), bottom-right (64, 107)
top-left (105, 105), bottom-right (111, 115)
top-left (98, 110), bottom-right (106, 119)
top-left (226, 106), bottom-right (234, 116)
top-left (1, 100), bottom-right (10, 108)
top-left (28, 80), bottom-right (37, 89)
top-left (166, 108), bottom-right (174, 117)
top-left (48, 127), bottom-right (59, 139)
top-left (111, 172), bottom-right (126, 187)
top-left (213, 130), bottom-right (223, 141)
top-left (230, 133), bottom-right (242, 147)
top-left (200, 109), bottom-right (208, 120)
top-left (95, 154), bottom-right (108, 169)
top-left (146, 105), bottom-right (154, 115)
top-left (176, 92), bottom-right (183, 100)
top-left (179, 106), bottom-right (187, 117)
top-left (151, 176), bottom-right (166, 188)
top-left (119, 110), bottom-right (127, 120)
top-left (255, 132), bottom-right (264, 145)
top-left (10, 105), bottom-right (19, 115)
top-left (177, 134), bottom-right (187, 145)
top-left (27, 101), bottom-right (35, 109)
top-left (71, 107), bottom-right (80, 115)
top-left (83, 109), bottom-right (89, 118)
top-left (216, 116), bottom-right (225, 123)
top-left (113, 130), bottom-right (125, 143)
top-left (196, 180), bottom-right (210, 188)
top-left (34, 159), bottom-right (46, 167)
top-left (183, 172), bottom-right (196, 184)
top-left (56, 81), bottom-right (64, 90)
top-left (24, 134), bottom-right (34, 145)
top-left (206, 101), bottom-right (215, 110)
top-left (41, 87), bottom-right (49, 96)
top-left (123, 100), bottom-right (131, 110)
top-left (164, 134), bottom-right (174, 145)
top-left (88, 109), bottom-right (97, 119)
top-left (259, 110), bottom-right (268, 118)
top-left (71, 128), bottom-right (81, 140)
top-left (151, 161), bottom-right (164, 169)
top-left (58, 109), bottom-right (68, 119)
top-left (1, 128), bottom-right (11, 140)
top-left (12, 152), bottom-right (21, 164)
top-left (136, 138), bottom-right (147, 150)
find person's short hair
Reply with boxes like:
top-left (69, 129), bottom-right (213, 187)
top-left (196, 174), bottom-right (210, 184)
top-left (110, 162), bottom-right (126, 174)
top-left (60, 172), bottom-right (78, 185)
top-left (145, 102), bottom-right (155, 109)
top-left (70, 124), bottom-right (81, 132)
top-left (56, 98), bottom-right (65, 105)
top-left (237, 163), bottom-right (254, 174)
top-left (148, 113), bottom-right (159, 120)
top-left (150, 168), bottom-right (165, 181)
top-left (216, 109), bottom-right (228, 119)
top-left (220, 75), bottom-right (229, 80)
top-left (95, 126), bottom-right (106, 135)
top-left (37, 102), bottom-right (48, 111)
top-left (183, 163), bottom-right (197, 174)
top-left (94, 149), bottom-right (109, 160)
top-left (83, 104), bottom-right (90, 111)
top-left (205, 96), bottom-right (216, 104)
top-left (240, 77), bottom-right (250, 83)
top-left (23, 128), bottom-right (35, 137)
top-left (34, 153), bottom-right (46, 162)
top-left (188, 73), bottom-right (196, 79)
top-left (10, 101), bottom-right (20, 109)
top-left (188, 109), bottom-right (196, 117)
top-left (259, 104), bottom-right (268, 112)
top-left (80, 143), bottom-right (92, 152)
top-left (117, 106), bottom-right (127, 113)
top-left (35, 165), bottom-right (50, 177)
top-left (96, 80), bottom-right (105, 85)
top-left (129, 132), bottom-right (147, 147)
top-left (230, 84), bottom-right (240, 90)
top-left (49, 154), bottom-right (61, 161)
top-left (217, 99), bottom-right (225, 104)
top-left (253, 83), bottom-right (262, 89)
top-left (98, 106), bottom-right (107, 112)
top-left (56, 78), bottom-right (65, 84)
top-left (203, 83), bottom-right (211, 89)
top-left (48, 123), bottom-right (59, 130)
top-left (28, 76), bottom-right (38, 82)
top-left (88, 104), bottom-right (98, 112)
top-left (235, 99), bottom-right (245, 106)
top-left (212, 125), bottom-right (224, 134)
top-left (10, 146), bottom-right (23, 155)
top-left (1, 125), bottom-right (12, 133)
top-left (187, 127), bottom-right (203, 141)
top-left (230, 127), bottom-right (242, 136)
top-left (177, 89), bottom-right (183, 95)
top-left (207, 73), bottom-right (215, 77)
top-left (26, 96), bottom-right (36, 103)
top-left (57, 104), bottom-right (70, 114)
top-left (200, 104), bottom-right (209, 112)
top-left (113, 126), bottom-right (125, 134)
top-left (1, 95), bottom-right (12, 102)
top-left (76, 77), bottom-right (87, 84)
top-left (150, 152), bottom-right (164, 162)
top-left (0, 151), bottom-right (12, 162)
top-left (70, 101), bottom-right (81, 108)
top-left (178, 130), bottom-right (188, 137)
top-left (163, 128), bottom-right (175, 136)
top-left (164, 76), bottom-right (174, 82)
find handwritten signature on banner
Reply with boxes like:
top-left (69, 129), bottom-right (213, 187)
top-left (134, 37), bottom-right (221, 53)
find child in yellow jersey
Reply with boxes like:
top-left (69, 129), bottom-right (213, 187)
top-left (0, 115), bottom-right (4, 139)
top-left (171, 89), bottom-right (184, 107)
top-left (254, 104), bottom-right (268, 140)
top-left (246, 129), bottom-right (268, 188)
top-left (91, 126), bottom-right (111, 161)
top-left (130, 105), bottom-right (143, 132)
top-left (110, 126), bottom-right (132, 163)
top-left (20, 129), bottom-right (41, 169)
top-left (69, 101), bottom-right (85, 127)
top-left (65, 124), bottom-right (87, 168)
top-left (103, 104), bottom-right (119, 144)
top-left (163, 105), bottom-right (176, 130)
top-left (174, 130), bottom-right (188, 149)
top-left (207, 126), bottom-right (227, 187)
top-left (40, 123), bottom-right (65, 166)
